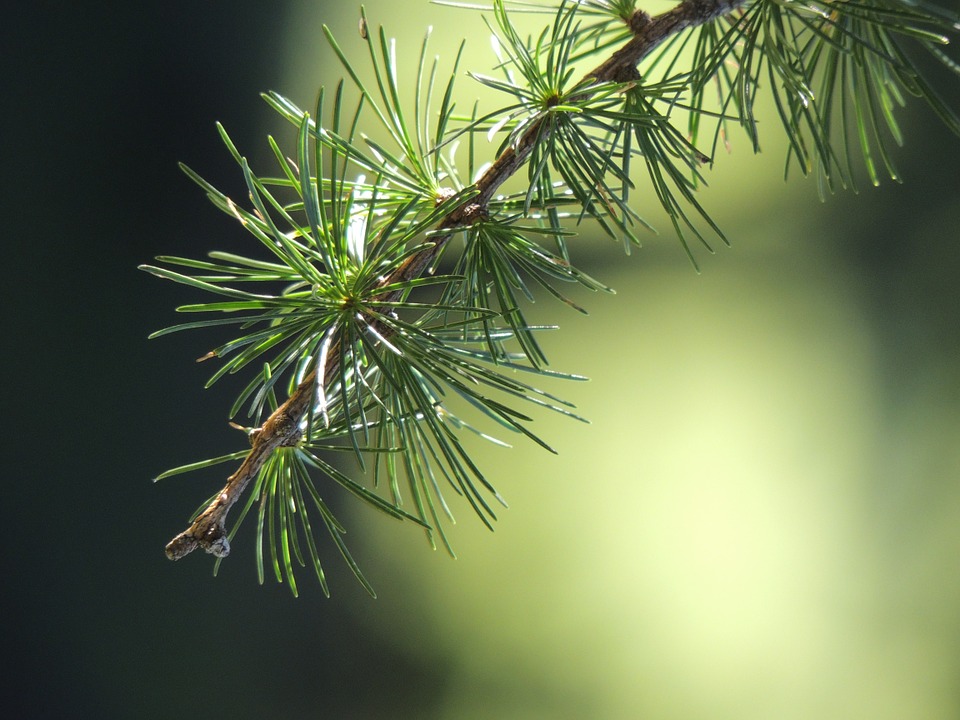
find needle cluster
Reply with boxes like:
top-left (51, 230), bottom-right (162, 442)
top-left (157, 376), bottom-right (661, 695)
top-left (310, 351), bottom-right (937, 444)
top-left (142, 0), bottom-right (959, 596)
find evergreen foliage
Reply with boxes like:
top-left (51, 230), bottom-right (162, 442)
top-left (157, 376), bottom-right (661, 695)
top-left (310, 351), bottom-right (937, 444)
top-left (142, 0), bottom-right (960, 596)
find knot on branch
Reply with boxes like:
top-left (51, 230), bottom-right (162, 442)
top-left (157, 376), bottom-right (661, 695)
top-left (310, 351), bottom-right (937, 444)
top-left (262, 409), bottom-right (298, 441)
top-left (628, 10), bottom-right (652, 35)
top-left (460, 203), bottom-right (488, 226)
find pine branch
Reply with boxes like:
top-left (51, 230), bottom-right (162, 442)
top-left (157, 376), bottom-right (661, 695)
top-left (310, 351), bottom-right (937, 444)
top-left (151, 1), bottom-right (959, 595)
top-left (163, 0), bottom-right (751, 562)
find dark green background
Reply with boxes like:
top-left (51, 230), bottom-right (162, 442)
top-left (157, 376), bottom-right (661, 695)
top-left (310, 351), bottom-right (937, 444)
top-left (5, 2), bottom-right (960, 718)
top-left (4, 3), bottom-right (436, 717)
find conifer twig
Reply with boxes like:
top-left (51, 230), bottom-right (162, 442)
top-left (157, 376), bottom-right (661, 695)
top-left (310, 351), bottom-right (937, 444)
top-left (164, 0), bottom-right (751, 561)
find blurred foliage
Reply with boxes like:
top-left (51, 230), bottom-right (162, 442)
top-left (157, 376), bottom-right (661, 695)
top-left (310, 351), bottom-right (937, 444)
top-left (147, 0), bottom-right (959, 600)
top-left (271, 1), bottom-right (960, 718)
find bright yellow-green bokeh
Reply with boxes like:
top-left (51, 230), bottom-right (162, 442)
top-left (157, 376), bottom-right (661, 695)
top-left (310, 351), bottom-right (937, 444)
top-left (278, 3), bottom-right (960, 717)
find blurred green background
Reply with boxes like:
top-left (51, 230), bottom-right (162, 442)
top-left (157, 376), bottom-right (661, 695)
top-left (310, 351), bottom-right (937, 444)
top-left (4, 1), bottom-right (960, 718)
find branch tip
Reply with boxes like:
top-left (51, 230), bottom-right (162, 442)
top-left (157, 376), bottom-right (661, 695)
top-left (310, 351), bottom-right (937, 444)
top-left (165, 522), bottom-right (231, 561)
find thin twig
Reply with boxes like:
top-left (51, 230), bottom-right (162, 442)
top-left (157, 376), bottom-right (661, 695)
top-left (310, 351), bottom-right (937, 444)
top-left (165, 0), bottom-right (748, 561)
